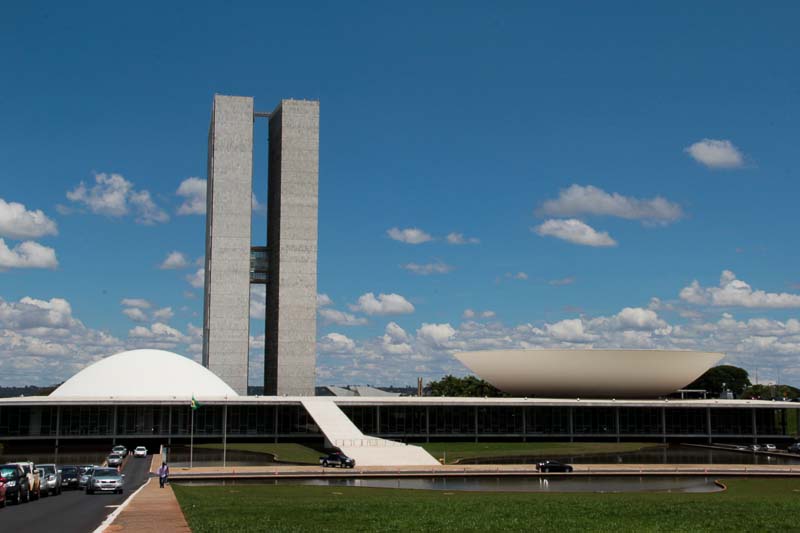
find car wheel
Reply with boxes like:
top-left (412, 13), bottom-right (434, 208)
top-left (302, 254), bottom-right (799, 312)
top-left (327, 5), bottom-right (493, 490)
top-left (543, 468), bottom-right (549, 473)
top-left (13, 490), bottom-right (21, 505)
top-left (567, 467), bottom-right (573, 473)
top-left (322, 460), bottom-right (328, 467)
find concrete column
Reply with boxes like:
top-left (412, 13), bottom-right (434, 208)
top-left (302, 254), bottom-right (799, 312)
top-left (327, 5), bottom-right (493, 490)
top-left (425, 406), bottom-right (430, 443)
top-left (474, 406), bottom-right (479, 443)
top-left (615, 406), bottom-right (620, 443)
top-left (202, 94), bottom-right (254, 395)
top-left (265, 100), bottom-right (319, 396)
top-left (568, 407), bottom-right (574, 442)
top-left (751, 408), bottom-right (757, 443)
top-left (706, 407), bottom-right (712, 444)
top-left (661, 407), bottom-right (667, 443)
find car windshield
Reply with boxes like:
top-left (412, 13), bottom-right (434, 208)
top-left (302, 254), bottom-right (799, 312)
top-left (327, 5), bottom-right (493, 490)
top-left (136, 447), bottom-right (146, 451)
top-left (113, 446), bottom-right (125, 450)
top-left (82, 468), bottom-right (94, 475)
top-left (38, 465), bottom-right (55, 474)
top-left (0, 466), bottom-right (17, 478)
top-left (93, 469), bottom-right (118, 477)
top-left (62, 467), bottom-right (78, 474)
top-left (109, 454), bottom-right (121, 459)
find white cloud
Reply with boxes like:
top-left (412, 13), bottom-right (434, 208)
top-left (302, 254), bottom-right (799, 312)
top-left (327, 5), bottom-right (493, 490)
top-left (417, 323), bottom-right (456, 347)
top-left (537, 185), bottom-right (683, 225)
top-left (319, 308), bottom-right (368, 326)
top-left (66, 172), bottom-right (168, 224)
top-left (350, 292), bottom-right (415, 315)
top-left (0, 198), bottom-right (58, 239)
top-left (462, 309), bottom-right (476, 319)
top-left (481, 310), bottom-right (496, 318)
top-left (152, 307), bottom-right (174, 322)
top-left (187, 268), bottom-right (204, 289)
top-left (159, 251), bottom-right (189, 270)
top-left (250, 285), bottom-right (266, 319)
top-left (512, 272), bottom-right (528, 280)
top-left (122, 307), bottom-right (148, 322)
top-left (317, 294), bottom-right (333, 307)
top-left (176, 177), bottom-right (207, 215)
top-left (611, 307), bottom-right (668, 331)
top-left (549, 277), bottom-right (575, 286)
top-left (252, 194), bottom-right (266, 216)
top-left (0, 239), bottom-right (58, 269)
top-left (319, 332), bottom-right (356, 353)
top-left (534, 219), bottom-right (617, 247)
top-left (387, 227), bottom-right (433, 244)
top-left (382, 321), bottom-right (413, 355)
top-left (680, 270), bottom-right (800, 308)
top-left (121, 298), bottom-right (150, 309)
top-left (128, 322), bottom-right (186, 342)
top-left (685, 139), bottom-right (744, 169)
top-left (462, 309), bottom-right (495, 320)
top-left (446, 232), bottom-right (479, 245)
top-left (402, 261), bottom-right (454, 275)
top-left (546, 319), bottom-right (595, 343)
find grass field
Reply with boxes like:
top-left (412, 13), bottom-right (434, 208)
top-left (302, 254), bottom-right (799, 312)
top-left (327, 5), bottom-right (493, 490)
top-left (195, 443), bottom-right (322, 464)
top-left (173, 478), bottom-right (800, 532)
top-left (420, 441), bottom-right (659, 464)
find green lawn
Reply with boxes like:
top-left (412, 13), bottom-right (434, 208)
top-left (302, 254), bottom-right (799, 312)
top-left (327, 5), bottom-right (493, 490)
top-left (195, 443), bottom-right (322, 464)
top-left (173, 478), bottom-right (800, 532)
top-left (420, 441), bottom-right (659, 464)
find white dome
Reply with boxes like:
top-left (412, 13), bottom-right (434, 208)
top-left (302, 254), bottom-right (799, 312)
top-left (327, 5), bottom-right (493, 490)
top-left (51, 349), bottom-right (238, 398)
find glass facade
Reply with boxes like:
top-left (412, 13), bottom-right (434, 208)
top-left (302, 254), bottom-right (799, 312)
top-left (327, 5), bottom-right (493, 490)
top-left (0, 403), bottom-right (795, 441)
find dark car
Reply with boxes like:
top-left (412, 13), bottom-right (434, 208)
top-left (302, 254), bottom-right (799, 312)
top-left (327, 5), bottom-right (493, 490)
top-left (60, 465), bottom-right (81, 490)
top-left (536, 460), bottom-right (574, 473)
top-left (0, 464), bottom-right (31, 504)
top-left (788, 443), bottom-right (800, 454)
top-left (319, 452), bottom-right (356, 468)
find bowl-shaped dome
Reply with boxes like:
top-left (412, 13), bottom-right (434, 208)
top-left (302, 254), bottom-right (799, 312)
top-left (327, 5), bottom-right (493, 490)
top-left (454, 349), bottom-right (723, 398)
top-left (51, 349), bottom-right (238, 398)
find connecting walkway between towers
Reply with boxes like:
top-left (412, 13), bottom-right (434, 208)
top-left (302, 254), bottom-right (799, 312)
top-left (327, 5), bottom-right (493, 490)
top-left (300, 398), bottom-right (439, 466)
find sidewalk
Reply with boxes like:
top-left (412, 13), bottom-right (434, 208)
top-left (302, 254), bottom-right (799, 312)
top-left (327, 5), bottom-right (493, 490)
top-left (102, 452), bottom-right (191, 533)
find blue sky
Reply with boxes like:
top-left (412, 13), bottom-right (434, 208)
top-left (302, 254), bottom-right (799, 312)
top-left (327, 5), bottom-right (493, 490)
top-left (2, 2), bottom-right (799, 387)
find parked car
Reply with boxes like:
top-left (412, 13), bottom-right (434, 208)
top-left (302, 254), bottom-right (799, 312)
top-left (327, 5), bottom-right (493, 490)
top-left (78, 466), bottom-right (95, 489)
top-left (86, 467), bottom-right (125, 495)
top-left (0, 464), bottom-right (31, 504)
top-left (111, 445), bottom-right (128, 457)
top-left (748, 444), bottom-right (762, 452)
top-left (319, 452), bottom-right (356, 468)
top-left (36, 463), bottom-right (61, 496)
top-left (60, 465), bottom-right (81, 490)
top-left (788, 443), bottom-right (800, 454)
top-left (10, 461), bottom-right (40, 500)
top-left (133, 446), bottom-right (148, 458)
top-left (763, 443), bottom-right (777, 452)
top-left (536, 460), bottom-right (574, 473)
top-left (107, 454), bottom-right (123, 467)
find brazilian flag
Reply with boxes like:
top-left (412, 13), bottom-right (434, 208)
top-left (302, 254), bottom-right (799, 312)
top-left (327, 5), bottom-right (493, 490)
top-left (191, 395), bottom-right (201, 410)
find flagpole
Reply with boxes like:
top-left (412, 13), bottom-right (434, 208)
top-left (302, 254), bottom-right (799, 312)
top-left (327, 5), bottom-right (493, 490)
top-left (190, 404), bottom-right (194, 469)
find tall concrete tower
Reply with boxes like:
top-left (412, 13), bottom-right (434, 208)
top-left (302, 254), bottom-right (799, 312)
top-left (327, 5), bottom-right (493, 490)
top-left (265, 100), bottom-right (320, 396)
top-left (202, 95), bottom-right (254, 395)
top-left (202, 94), bottom-right (319, 397)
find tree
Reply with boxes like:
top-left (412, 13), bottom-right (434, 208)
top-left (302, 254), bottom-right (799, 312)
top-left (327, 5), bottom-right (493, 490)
top-left (687, 365), bottom-right (751, 396)
top-left (427, 375), bottom-right (506, 397)
top-left (741, 384), bottom-right (799, 400)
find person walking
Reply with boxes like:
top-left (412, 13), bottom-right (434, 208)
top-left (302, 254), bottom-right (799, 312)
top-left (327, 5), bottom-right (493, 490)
top-left (158, 461), bottom-right (169, 488)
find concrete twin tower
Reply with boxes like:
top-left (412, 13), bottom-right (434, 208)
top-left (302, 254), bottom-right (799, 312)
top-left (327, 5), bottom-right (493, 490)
top-left (201, 95), bottom-right (319, 396)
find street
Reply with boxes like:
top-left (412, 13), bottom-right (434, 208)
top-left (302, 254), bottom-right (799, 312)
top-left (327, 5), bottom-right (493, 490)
top-left (0, 455), bottom-right (151, 532)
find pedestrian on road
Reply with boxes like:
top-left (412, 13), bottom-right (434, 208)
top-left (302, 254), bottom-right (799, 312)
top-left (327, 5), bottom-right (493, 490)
top-left (158, 461), bottom-right (169, 488)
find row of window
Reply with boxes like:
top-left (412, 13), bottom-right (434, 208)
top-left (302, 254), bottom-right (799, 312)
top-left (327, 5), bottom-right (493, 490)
top-left (0, 405), bottom-right (791, 437)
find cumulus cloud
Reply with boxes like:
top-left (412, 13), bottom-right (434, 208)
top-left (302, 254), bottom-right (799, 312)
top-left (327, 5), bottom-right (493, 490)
top-left (319, 308), bottom-right (368, 326)
top-left (546, 318), bottom-right (596, 343)
top-left (159, 251), bottom-right (189, 270)
top-left (152, 307), bottom-right (174, 321)
top-left (186, 268), bottom-right (204, 289)
top-left (66, 172), bottom-right (168, 224)
top-left (533, 219), bottom-right (617, 247)
top-left (0, 239), bottom-right (58, 269)
top-left (417, 323), bottom-right (456, 347)
top-left (685, 139), bottom-right (744, 169)
top-left (250, 285), bottom-right (266, 319)
top-left (319, 332), bottom-right (356, 353)
top-left (350, 292), bottom-right (415, 315)
top-left (549, 277), bottom-right (575, 286)
top-left (387, 227), bottom-right (433, 244)
top-left (537, 185), bottom-right (684, 226)
top-left (462, 309), bottom-right (495, 320)
top-left (446, 232), bottom-right (480, 245)
top-left (680, 270), bottom-right (800, 308)
top-left (128, 322), bottom-right (187, 342)
top-left (122, 307), bottom-right (148, 322)
top-left (0, 198), bottom-right (58, 239)
top-left (382, 322), bottom-right (412, 354)
top-left (402, 261), bottom-right (454, 275)
top-left (121, 298), bottom-right (150, 309)
top-left (176, 177), bottom-right (207, 215)
top-left (317, 293), bottom-right (333, 307)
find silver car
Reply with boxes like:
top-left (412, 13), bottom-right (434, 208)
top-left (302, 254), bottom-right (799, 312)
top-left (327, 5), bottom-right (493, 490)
top-left (86, 467), bottom-right (125, 495)
top-left (79, 466), bottom-right (95, 489)
top-left (107, 454), bottom-right (123, 467)
top-left (36, 463), bottom-right (62, 496)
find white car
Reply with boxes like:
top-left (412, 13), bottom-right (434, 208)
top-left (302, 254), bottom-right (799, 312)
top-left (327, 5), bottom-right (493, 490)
top-left (133, 446), bottom-right (148, 458)
top-left (763, 443), bottom-right (777, 451)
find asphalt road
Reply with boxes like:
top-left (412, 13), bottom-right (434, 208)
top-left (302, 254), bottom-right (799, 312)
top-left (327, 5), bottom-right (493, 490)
top-left (0, 455), bottom-right (152, 532)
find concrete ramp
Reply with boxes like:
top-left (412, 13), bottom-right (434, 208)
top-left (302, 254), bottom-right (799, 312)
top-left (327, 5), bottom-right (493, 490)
top-left (301, 399), bottom-right (439, 466)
